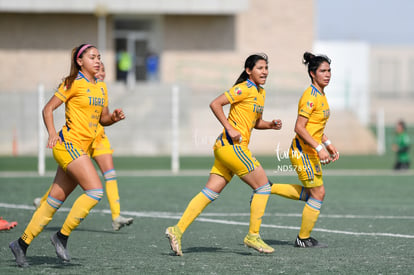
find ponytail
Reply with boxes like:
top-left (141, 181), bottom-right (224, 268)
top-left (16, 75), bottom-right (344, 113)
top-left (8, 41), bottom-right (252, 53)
top-left (234, 71), bottom-right (249, 86)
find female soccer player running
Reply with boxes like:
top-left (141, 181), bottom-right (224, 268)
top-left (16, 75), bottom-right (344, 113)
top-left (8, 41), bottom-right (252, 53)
top-left (33, 62), bottom-right (133, 231)
top-left (166, 54), bottom-right (282, 256)
top-left (271, 52), bottom-right (339, 247)
top-left (9, 44), bottom-right (125, 267)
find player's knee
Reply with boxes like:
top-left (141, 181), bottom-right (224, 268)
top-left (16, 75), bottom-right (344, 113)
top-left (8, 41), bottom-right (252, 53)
top-left (254, 181), bottom-right (271, 195)
top-left (318, 188), bottom-right (326, 201)
top-left (308, 186), bottom-right (325, 201)
top-left (309, 192), bottom-right (324, 202)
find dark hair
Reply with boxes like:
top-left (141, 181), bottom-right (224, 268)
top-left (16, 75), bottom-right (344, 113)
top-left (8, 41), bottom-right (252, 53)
top-left (234, 53), bottom-right (268, 85)
top-left (398, 120), bottom-right (406, 131)
top-left (62, 44), bottom-right (95, 89)
top-left (303, 52), bottom-right (331, 82)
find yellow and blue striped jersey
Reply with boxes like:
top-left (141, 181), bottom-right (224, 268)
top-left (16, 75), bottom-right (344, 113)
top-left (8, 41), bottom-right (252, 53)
top-left (54, 71), bottom-right (108, 151)
top-left (214, 79), bottom-right (266, 148)
top-left (93, 79), bottom-right (107, 142)
top-left (292, 84), bottom-right (330, 156)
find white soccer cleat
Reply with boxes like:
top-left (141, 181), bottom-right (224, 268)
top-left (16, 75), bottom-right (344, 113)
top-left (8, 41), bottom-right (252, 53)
top-left (112, 215), bottom-right (134, 231)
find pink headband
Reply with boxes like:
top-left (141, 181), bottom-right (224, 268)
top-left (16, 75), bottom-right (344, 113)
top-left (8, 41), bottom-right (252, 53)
top-left (76, 44), bottom-right (92, 59)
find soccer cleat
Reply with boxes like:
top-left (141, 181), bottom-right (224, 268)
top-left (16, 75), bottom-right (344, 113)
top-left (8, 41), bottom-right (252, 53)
top-left (33, 197), bottom-right (41, 209)
top-left (50, 232), bottom-right (71, 262)
top-left (112, 215), bottom-right (134, 231)
top-left (9, 240), bottom-right (29, 268)
top-left (294, 235), bottom-right (327, 248)
top-left (0, 217), bottom-right (18, 231)
top-left (165, 225), bottom-right (183, 256)
top-left (243, 233), bottom-right (274, 254)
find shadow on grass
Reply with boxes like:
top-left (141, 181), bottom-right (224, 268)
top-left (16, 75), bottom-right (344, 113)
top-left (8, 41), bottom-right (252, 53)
top-left (43, 226), bottom-right (121, 235)
top-left (30, 255), bottom-right (82, 268)
top-left (7, 256), bottom-right (82, 269)
top-left (163, 246), bottom-right (252, 256)
top-left (163, 239), bottom-right (293, 257)
top-left (265, 239), bottom-right (292, 246)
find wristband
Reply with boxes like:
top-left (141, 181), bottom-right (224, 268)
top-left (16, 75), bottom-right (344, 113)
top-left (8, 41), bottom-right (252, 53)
top-left (323, 139), bottom-right (331, 146)
top-left (315, 144), bottom-right (323, 152)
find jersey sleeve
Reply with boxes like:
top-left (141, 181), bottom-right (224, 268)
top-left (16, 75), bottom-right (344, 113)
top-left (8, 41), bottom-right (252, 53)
top-left (298, 91), bottom-right (316, 118)
top-left (224, 84), bottom-right (249, 104)
top-left (54, 81), bottom-right (77, 103)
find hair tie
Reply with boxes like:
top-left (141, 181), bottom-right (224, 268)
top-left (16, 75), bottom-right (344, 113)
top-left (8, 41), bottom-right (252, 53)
top-left (76, 44), bottom-right (92, 59)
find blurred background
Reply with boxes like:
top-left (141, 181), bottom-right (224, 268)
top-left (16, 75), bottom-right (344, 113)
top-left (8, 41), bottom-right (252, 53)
top-left (0, 0), bottom-right (412, 168)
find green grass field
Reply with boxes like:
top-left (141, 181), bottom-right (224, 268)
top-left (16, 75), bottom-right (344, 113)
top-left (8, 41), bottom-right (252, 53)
top-left (0, 155), bottom-right (413, 274)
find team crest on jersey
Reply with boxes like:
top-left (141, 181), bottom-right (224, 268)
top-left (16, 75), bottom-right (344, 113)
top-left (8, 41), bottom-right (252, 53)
top-left (235, 87), bottom-right (242, 95)
top-left (306, 101), bottom-right (314, 109)
top-left (101, 87), bottom-right (105, 96)
top-left (86, 89), bottom-right (91, 93)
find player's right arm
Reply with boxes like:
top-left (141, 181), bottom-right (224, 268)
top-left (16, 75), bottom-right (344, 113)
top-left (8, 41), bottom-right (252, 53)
top-left (294, 115), bottom-right (331, 164)
top-left (42, 95), bottom-right (64, 148)
top-left (209, 93), bottom-right (241, 143)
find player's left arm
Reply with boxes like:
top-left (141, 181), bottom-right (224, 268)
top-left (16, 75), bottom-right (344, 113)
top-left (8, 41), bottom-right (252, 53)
top-left (322, 133), bottom-right (339, 162)
top-left (100, 106), bottom-right (125, 126)
top-left (254, 114), bottom-right (282, 130)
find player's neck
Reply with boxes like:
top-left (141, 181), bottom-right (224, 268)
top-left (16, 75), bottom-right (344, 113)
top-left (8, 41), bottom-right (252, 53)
top-left (80, 70), bottom-right (97, 84)
top-left (312, 83), bottom-right (325, 95)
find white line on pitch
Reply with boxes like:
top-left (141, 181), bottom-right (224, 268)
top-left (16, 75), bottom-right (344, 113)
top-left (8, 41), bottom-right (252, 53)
top-left (1, 203), bottom-right (413, 239)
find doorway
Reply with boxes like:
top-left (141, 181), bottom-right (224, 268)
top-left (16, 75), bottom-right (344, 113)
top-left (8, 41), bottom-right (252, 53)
top-left (115, 33), bottom-right (149, 84)
top-left (114, 18), bottom-right (161, 86)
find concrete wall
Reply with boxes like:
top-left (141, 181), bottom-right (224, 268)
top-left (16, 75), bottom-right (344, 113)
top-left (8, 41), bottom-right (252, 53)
top-left (0, 13), bottom-right (115, 92)
top-left (0, 0), bottom-right (320, 156)
top-left (1, 0), bottom-right (313, 94)
top-left (371, 46), bottom-right (414, 96)
top-left (162, 0), bottom-right (313, 94)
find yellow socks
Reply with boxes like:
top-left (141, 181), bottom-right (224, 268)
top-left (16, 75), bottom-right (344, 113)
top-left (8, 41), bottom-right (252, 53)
top-left (21, 196), bottom-right (62, 245)
top-left (249, 182), bottom-right (271, 235)
top-left (177, 187), bottom-right (219, 233)
top-left (39, 185), bottom-right (52, 205)
top-left (271, 183), bottom-right (309, 201)
top-left (60, 189), bottom-right (103, 236)
top-left (103, 169), bottom-right (120, 220)
top-left (299, 197), bottom-right (322, 239)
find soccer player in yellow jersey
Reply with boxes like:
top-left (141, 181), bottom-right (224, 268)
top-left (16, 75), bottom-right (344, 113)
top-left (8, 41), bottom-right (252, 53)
top-left (33, 62), bottom-right (133, 231)
top-left (9, 44), bottom-right (125, 267)
top-left (271, 52), bottom-right (339, 247)
top-left (166, 54), bottom-right (283, 256)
